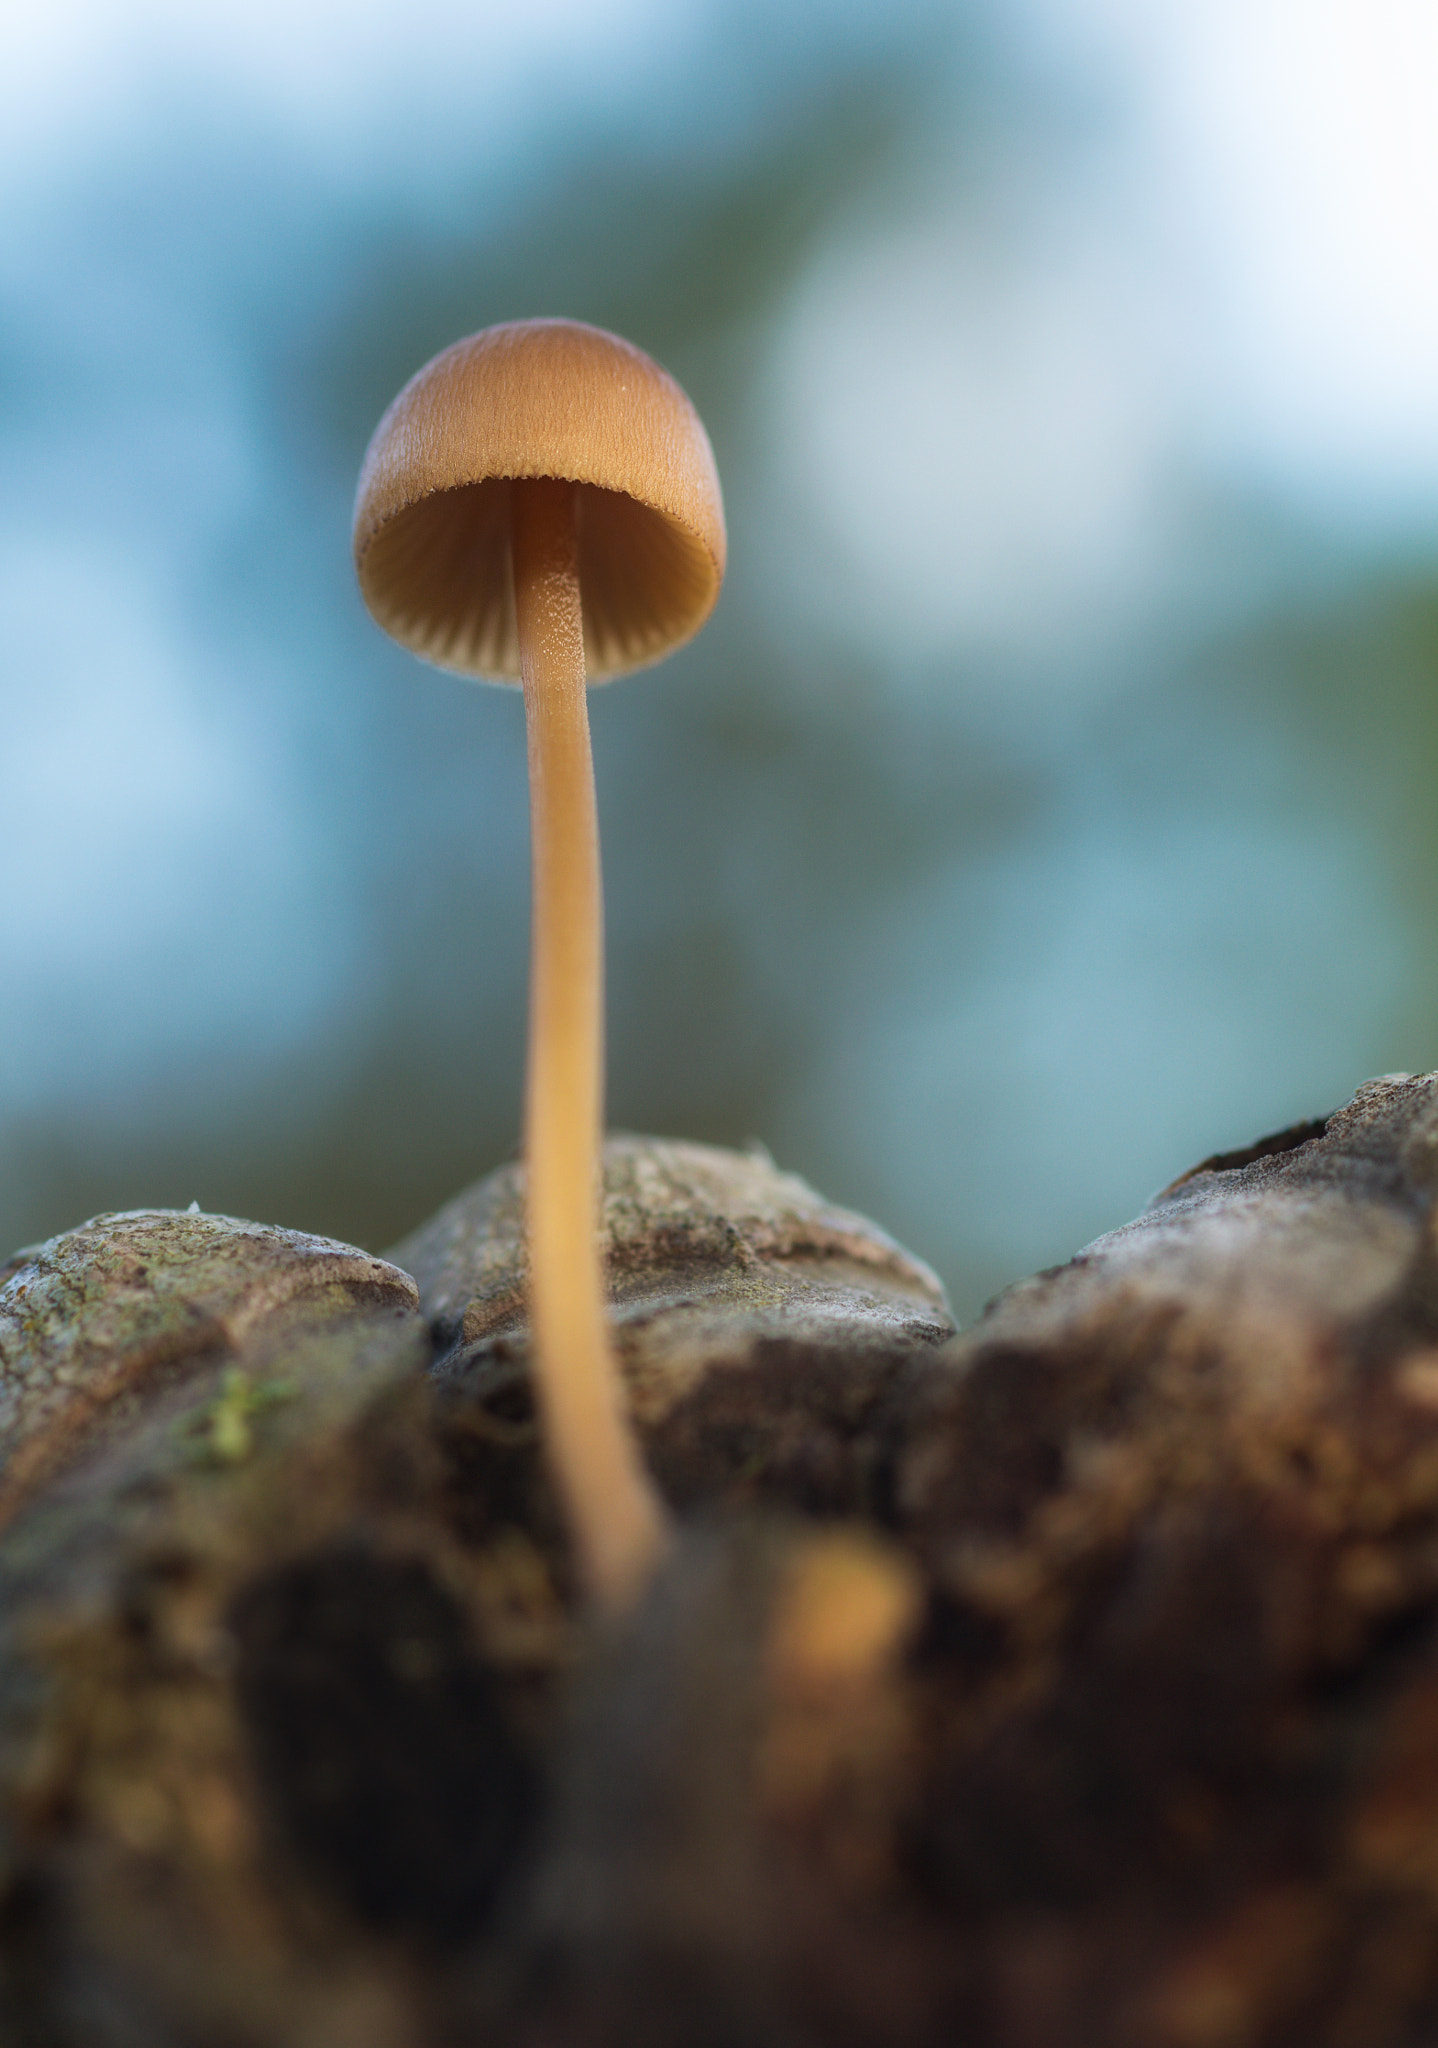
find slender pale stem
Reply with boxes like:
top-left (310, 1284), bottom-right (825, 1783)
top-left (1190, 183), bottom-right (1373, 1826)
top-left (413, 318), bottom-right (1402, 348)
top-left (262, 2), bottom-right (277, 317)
top-left (512, 476), bottom-right (669, 1609)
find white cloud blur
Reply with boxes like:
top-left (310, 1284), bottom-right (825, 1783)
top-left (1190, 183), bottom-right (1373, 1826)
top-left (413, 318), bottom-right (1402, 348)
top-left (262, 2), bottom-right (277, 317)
top-left (0, 0), bottom-right (689, 180)
top-left (1023, 0), bottom-right (1438, 503)
top-left (766, 0), bottom-right (1438, 667)
top-left (763, 197), bottom-right (1178, 665)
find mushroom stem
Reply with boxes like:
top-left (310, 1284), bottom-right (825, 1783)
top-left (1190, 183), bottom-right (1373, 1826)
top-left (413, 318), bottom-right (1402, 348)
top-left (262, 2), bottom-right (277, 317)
top-left (512, 476), bottom-right (670, 1610)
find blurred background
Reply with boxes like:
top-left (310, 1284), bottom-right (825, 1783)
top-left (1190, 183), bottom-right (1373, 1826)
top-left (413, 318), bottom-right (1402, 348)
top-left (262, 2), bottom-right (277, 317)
top-left (3, 0), bottom-right (1437, 1322)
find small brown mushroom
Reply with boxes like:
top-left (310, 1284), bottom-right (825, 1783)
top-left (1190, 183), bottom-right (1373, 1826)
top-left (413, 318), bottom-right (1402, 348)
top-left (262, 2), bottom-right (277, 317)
top-left (353, 319), bottom-right (726, 1609)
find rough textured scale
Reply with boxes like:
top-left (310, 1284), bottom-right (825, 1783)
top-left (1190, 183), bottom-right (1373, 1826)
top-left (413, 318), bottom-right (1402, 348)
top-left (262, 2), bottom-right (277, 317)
top-left (7, 1099), bottom-right (1438, 2044)
top-left (0, 1209), bottom-right (419, 1524)
top-left (393, 1132), bottom-right (955, 1420)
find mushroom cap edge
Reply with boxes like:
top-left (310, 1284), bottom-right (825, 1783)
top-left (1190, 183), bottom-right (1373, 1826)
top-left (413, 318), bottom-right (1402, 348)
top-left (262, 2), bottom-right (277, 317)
top-left (353, 318), bottom-right (726, 683)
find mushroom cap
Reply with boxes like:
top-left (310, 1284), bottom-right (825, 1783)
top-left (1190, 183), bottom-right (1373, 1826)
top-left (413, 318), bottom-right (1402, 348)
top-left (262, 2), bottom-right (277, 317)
top-left (353, 319), bottom-right (726, 683)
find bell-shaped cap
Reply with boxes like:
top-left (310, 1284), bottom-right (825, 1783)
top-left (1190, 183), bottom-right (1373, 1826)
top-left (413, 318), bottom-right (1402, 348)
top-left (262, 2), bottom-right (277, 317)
top-left (353, 319), bottom-right (726, 682)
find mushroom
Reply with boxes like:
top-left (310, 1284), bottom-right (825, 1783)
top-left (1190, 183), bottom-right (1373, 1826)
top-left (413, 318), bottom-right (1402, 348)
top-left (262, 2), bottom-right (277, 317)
top-left (353, 319), bottom-right (726, 1609)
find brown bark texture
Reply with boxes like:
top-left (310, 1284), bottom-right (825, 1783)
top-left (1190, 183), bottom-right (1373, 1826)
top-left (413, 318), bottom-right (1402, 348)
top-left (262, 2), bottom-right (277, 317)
top-left (4, 1090), bottom-right (1438, 2044)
